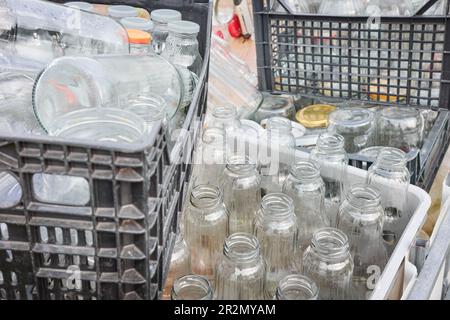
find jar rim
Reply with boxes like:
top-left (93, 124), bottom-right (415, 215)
top-left (224, 233), bottom-right (261, 263)
top-left (276, 274), bottom-right (319, 300)
top-left (345, 184), bottom-right (381, 210)
top-left (289, 160), bottom-right (321, 182)
top-left (171, 275), bottom-right (212, 300)
top-left (329, 107), bottom-right (374, 127)
top-left (375, 147), bottom-right (407, 169)
top-left (310, 228), bottom-right (350, 259)
top-left (190, 184), bottom-right (223, 209)
top-left (260, 193), bottom-right (294, 220)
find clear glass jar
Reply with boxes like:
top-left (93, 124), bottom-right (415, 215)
top-left (0, 99), bottom-right (43, 135)
top-left (328, 108), bottom-right (376, 154)
top-left (254, 93), bottom-right (296, 124)
top-left (184, 185), bottom-right (228, 280)
top-left (376, 107), bottom-right (425, 153)
top-left (254, 193), bottom-right (298, 298)
top-left (120, 17), bottom-right (154, 34)
top-left (310, 133), bottom-right (348, 226)
top-left (276, 274), bottom-right (319, 300)
top-left (162, 21), bottom-right (203, 77)
top-left (336, 184), bottom-right (388, 300)
top-left (32, 55), bottom-right (191, 132)
top-left (150, 9), bottom-right (182, 54)
top-left (367, 147), bottom-right (411, 256)
top-left (171, 275), bottom-right (213, 300)
top-left (1, 0), bottom-right (129, 71)
top-left (126, 29), bottom-right (152, 56)
top-left (302, 228), bottom-right (354, 300)
top-left (222, 154), bottom-right (261, 234)
top-left (206, 105), bottom-right (241, 132)
top-left (163, 234), bottom-right (191, 300)
top-left (282, 160), bottom-right (328, 260)
top-left (126, 95), bottom-right (167, 129)
top-left (214, 233), bottom-right (266, 300)
top-left (260, 117), bottom-right (296, 195)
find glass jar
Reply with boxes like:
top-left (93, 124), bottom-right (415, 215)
top-left (32, 55), bottom-right (191, 133)
top-left (282, 160), bottom-right (328, 260)
top-left (366, 0), bottom-right (414, 16)
top-left (126, 95), bottom-right (167, 129)
top-left (253, 94), bottom-right (296, 124)
top-left (1, 0), bottom-right (129, 71)
top-left (120, 16), bottom-right (154, 34)
top-left (163, 234), bottom-right (191, 299)
top-left (367, 147), bottom-right (411, 256)
top-left (328, 108), bottom-right (376, 154)
top-left (150, 9), bottom-right (182, 54)
top-left (376, 107), bottom-right (425, 153)
top-left (302, 228), bottom-right (354, 300)
top-left (336, 184), bottom-right (388, 300)
top-left (162, 21), bottom-right (203, 77)
top-left (107, 5), bottom-right (138, 21)
top-left (254, 193), bottom-right (298, 298)
top-left (0, 99), bottom-right (43, 135)
top-left (184, 185), bottom-right (228, 280)
top-left (206, 105), bottom-right (241, 132)
top-left (222, 154), bottom-right (261, 234)
top-left (214, 233), bottom-right (266, 300)
top-left (310, 133), bottom-right (348, 225)
top-left (318, 0), bottom-right (364, 15)
top-left (260, 117), bottom-right (296, 195)
top-left (276, 274), bottom-right (319, 300)
top-left (126, 29), bottom-right (152, 55)
top-left (171, 275), bottom-right (213, 300)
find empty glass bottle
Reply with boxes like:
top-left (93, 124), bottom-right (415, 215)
top-left (150, 9), bottom-right (182, 54)
top-left (222, 154), bottom-right (261, 234)
top-left (215, 233), bottom-right (266, 300)
top-left (162, 21), bottom-right (203, 77)
top-left (276, 274), bottom-right (319, 300)
top-left (367, 148), bottom-right (411, 256)
top-left (260, 117), bottom-right (296, 195)
top-left (184, 185), bottom-right (229, 280)
top-left (171, 275), bottom-right (213, 300)
top-left (1, 0), bottom-right (129, 71)
top-left (302, 228), bottom-right (354, 300)
top-left (282, 160), bottom-right (328, 263)
top-left (310, 133), bottom-right (348, 226)
top-left (163, 234), bottom-right (191, 300)
top-left (336, 184), bottom-right (388, 300)
top-left (254, 193), bottom-right (298, 298)
top-left (32, 55), bottom-right (192, 132)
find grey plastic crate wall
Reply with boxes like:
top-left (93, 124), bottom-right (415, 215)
top-left (0, 0), bottom-right (211, 300)
top-left (253, 1), bottom-right (450, 109)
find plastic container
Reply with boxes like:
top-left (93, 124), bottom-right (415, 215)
top-left (0, 0), bottom-right (212, 301)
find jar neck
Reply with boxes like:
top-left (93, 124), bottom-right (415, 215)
top-left (190, 185), bottom-right (223, 209)
top-left (289, 160), bottom-right (321, 184)
top-left (374, 147), bottom-right (407, 170)
top-left (317, 133), bottom-right (345, 153)
top-left (276, 275), bottom-right (319, 300)
top-left (224, 233), bottom-right (261, 264)
top-left (171, 275), bottom-right (212, 300)
top-left (212, 106), bottom-right (239, 124)
top-left (226, 154), bottom-right (257, 176)
top-left (346, 184), bottom-right (381, 211)
top-left (266, 117), bottom-right (292, 135)
top-left (310, 228), bottom-right (350, 261)
top-left (260, 193), bottom-right (295, 221)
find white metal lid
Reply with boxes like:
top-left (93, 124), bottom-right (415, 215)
top-left (108, 5), bottom-right (137, 18)
top-left (151, 9), bottom-right (181, 24)
top-left (64, 1), bottom-right (94, 11)
top-left (168, 20), bottom-right (200, 34)
top-left (120, 17), bottom-right (153, 31)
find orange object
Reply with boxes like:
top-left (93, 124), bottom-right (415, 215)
top-left (126, 29), bottom-right (151, 44)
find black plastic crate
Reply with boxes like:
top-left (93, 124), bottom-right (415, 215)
top-left (253, 0), bottom-right (450, 191)
top-left (0, 0), bottom-right (211, 300)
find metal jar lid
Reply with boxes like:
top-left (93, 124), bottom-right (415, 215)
top-left (295, 104), bottom-right (336, 129)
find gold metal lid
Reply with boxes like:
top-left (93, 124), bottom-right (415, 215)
top-left (296, 104), bottom-right (337, 129)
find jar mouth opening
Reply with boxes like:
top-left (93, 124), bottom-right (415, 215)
top-left (329, 108), bottom-right (373, 127)
top-left (346, 184), bottom-right (381, 209)
top-left (224, 233), bottom-right (260, 262)
top-left (289, 160), bottom-right (321, 181)
top-left (311, 228), bottom-right (349, 257)
top-left (317, 133), bottom-right (345, 151)
top-left (226, 154), bottom-right (257, 173)
top-left (172, 275), bottom-right (212, 300)
top-left (379, 107), bottom-right (420, 119)
top-left (212, 106), bottom-right (238, 120)
top-left (276, 275), bottom-right (319, 300)
top-left (190, 184), bottom-right (222, 208)
top-left (260, 193), bottom-right (294, 218)
top-left (375, 147), bottom-right (407, 168)
top-left (266, 116), bottom-right (293, 132)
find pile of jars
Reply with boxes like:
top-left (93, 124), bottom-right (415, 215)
top-left (164, 107), bottom-right (412, 300)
